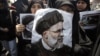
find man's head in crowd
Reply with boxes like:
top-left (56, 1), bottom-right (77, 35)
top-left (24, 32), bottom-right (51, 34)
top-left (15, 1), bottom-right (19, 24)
top-left (36, 10), bottom-right (64, 50)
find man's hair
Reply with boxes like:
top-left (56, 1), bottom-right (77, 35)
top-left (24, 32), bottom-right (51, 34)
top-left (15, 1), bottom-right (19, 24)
top-left (36, 10), bottom-right (63, 35)
top-left (22, 15), bottom-right (34, 25)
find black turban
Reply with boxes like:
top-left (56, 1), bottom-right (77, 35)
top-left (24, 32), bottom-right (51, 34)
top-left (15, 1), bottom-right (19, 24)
top-left (36, 10), bottom-right (63, 35)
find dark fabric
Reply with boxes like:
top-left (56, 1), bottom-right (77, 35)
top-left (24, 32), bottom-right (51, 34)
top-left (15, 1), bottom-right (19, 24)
top-left (48, 0), bottom-right (56, 8)
top-left (96, 16), bottom-right (100, 39)
top-left (0, 1), bottom-right (16, 41)
top-left (74, 26), bottom-right (92, 56)
top-left (84, 15), bottom-right (99, 43)
top-left (0, 42), bottom-right (3, 55)
top-left (73, 0), bottom-right (92, 55)
top-left (23, 29), bottom-right (32, 39)
top-left (85, 28), bottom-right (97, 43)
top-left (72, 11), bottom-right (80, 56)
top-left (89, 16), bottom-right (100, 56)
top-left (12, 0), bottom-right (29, 16)
top-left (0, 11), bottom-right (16, 41)
top-left (95, 43), bottom-right (100, 56)
top-left (72, 10), bottom-right (92, 56)
top-left (89, 34), bottom-right (100, 56)
top-left (27, 39), bottom-right (71, 56)
top-left (17, 35), bottom-right (31, 56)
top-left (22, 15), bottom-right (34, 25)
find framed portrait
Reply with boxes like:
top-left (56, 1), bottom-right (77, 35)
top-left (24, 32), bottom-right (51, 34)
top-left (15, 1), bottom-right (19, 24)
top-left (20, 14), bottom-right (34, 40)
top-left (79, 10), bottom-right (100, 29)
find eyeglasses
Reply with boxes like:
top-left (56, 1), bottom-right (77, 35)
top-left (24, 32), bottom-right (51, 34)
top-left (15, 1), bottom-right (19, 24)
top-left (49, 28), bottom-right (65, 33)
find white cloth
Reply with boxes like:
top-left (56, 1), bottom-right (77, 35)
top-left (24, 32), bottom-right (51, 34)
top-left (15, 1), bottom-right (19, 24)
top-left (31, 8), bottom-right (73, 47)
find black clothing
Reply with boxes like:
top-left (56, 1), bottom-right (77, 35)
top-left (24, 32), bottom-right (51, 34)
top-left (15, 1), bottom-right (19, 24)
top-left (0, 9), bottom-right (16, 41)
top-left (48, 0), bottom-right (56, 8)
top-left (90, 35), bottom-right (100, 56)
top-left (89, 17), bottom-right (100, 56)
top-left (72, 9), bottom-right (92, 56)
top-left (74, 26), bottom-right (92, 56)
top-left (28, 39), bottom-right (71, 56)
top-left (0, 42), bottom-right (3, 56)
top-left (13, 0), bottom-right (29, 16)
top-left (17, 35), bottom-right (31, 56)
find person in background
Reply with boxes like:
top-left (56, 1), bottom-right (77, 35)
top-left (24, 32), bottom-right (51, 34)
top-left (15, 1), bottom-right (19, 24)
top-left (55, 0), bottom-right (92, 56)
top-left (55, 0), bottom-right (75, 13)
top-left (76, 0), bottom-right (90, 12)
top-left (75, 0), bottom-right (94, 56)
top-left (76, 0), bottom-right (98, 45)
top-left (0, 0), bottom-right (17, 56)
top-left (26, 0), bottom-right (44, 14)
top-left (16, 0), bottom-right (44, 56)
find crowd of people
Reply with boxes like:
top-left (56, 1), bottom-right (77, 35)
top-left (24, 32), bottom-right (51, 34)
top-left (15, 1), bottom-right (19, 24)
top-left (0, 0), bottom-right (100, 56)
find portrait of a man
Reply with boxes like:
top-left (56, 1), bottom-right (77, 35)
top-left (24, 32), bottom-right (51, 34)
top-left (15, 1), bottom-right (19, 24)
top-left (20, 14), bottom-right (34, 40)
top-left (28, 9), bottom-right (71, 56)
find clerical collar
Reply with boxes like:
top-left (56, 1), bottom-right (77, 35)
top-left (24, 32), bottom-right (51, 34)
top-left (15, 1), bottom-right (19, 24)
top-left (42, 39), bottom-right (56, 51)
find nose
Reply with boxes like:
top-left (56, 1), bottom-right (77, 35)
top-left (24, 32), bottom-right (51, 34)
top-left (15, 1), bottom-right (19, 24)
top-left (60, 32), bottom-right (64, 38)
top-left (58, 32), bottom-right (63, 42)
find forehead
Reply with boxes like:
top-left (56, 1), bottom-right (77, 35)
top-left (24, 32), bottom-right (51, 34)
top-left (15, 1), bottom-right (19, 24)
top-left (78, 0), bottom-right (86, 2)
top-left (32, 3), bottom-right (41, 5)
top-left (60, 5), bottom-right (70, 8)
top-left (49, 22), bottom-right (63, 31)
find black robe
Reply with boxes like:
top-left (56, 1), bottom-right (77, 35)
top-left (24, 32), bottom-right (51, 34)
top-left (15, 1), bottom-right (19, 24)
top-left (90, 35), bottom-right (100, 56)
top-left (28, 39), bottom-right (72, 56)
top-left (89, 16), bottom-right (100, 56)
top-left (0, 1), bottom-right (16, 41)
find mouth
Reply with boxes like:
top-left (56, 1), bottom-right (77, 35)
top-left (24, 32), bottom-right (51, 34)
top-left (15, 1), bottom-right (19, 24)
top-left (59, 40), bottom-right (63, 42)
top-left (58, 38), bottom-right (63, 42)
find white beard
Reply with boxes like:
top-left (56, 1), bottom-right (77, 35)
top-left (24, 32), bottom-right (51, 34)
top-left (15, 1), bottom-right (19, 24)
top-left (47, 35), bottom-right (63, 49)
top-left (56, 40), bottom-right (63, 49)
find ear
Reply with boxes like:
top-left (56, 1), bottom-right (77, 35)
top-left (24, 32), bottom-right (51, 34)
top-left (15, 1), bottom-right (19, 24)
top-left (43, 31), bottom-right (48, 39)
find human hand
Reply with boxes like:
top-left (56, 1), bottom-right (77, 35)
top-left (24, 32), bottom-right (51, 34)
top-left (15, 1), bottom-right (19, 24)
top-left (0, 27), bottom-right (9, 32)
top-left (16, 24), bottom-right (25, 32)
top-left (3, 28), bottom-right (9, 32)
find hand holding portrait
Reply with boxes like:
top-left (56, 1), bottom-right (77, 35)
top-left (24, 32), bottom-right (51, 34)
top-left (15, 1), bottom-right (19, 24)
top-left (16, 24), bottom-right (25, 32)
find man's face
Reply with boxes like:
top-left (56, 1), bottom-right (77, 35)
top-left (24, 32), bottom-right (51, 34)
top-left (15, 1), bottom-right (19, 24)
top-left (43, 22), bottom-right (64, 49)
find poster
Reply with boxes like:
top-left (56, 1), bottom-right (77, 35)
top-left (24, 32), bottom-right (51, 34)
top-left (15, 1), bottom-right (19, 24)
top-left (79, 10), bottom-right (100, 29)
top-left (31, 8), bottom-right (73, 47)
top-left (20, 14), bottom-right (34, 40)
